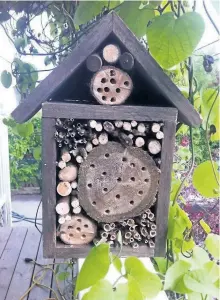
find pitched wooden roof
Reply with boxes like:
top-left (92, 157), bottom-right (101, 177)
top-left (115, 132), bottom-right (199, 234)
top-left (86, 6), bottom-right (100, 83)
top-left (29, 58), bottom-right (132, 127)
top-left (11, 11), bottom-right (201, 126)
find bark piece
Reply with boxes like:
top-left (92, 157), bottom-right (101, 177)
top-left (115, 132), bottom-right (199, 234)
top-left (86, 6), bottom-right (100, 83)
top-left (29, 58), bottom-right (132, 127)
top-left (58, 164), bottom-right (78, 182)
top-left (56, 196), bottom-right (70, 215)
top-left (119, 52), bottom-right (134, 71)
top-left (91, 66), bottom-right (133, 105)
top-left (86, 54), bottom-right (102, 72)
top-left (102, 44), bottom-right (121, 63)
top-left (78, 142), bottom-right (160, 222)
top-left (57, 182), bottom-right (72, 196)
top-left (59, 214), bottom-right (97, 245)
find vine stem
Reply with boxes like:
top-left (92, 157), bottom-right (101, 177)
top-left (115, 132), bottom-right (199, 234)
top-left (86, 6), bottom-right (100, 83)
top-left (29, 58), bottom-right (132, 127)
top-left (205, 87), bottom-right (220, 186)
top-left (112, 274), bottom-right (125, 288)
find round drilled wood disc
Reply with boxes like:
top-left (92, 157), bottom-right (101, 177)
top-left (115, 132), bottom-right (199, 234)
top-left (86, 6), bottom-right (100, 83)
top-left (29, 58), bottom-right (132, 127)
top-left (59, 214), bottom-right (97, 245)
top-left (78, 142), bottom-right (160, 222)
top-left (91, 66), bottom-right (133, 105)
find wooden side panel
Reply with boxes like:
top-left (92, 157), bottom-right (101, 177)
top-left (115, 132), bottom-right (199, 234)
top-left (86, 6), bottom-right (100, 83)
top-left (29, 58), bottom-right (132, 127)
top-left (0, 228), bottom-right (27, 299)
top-left (42, 103), bottom-right (177, 122)
top-left (42, 117), bottom-right (57, 258)
top-left (155, 121), bottom-right (176, 256)
top-left (5, 228), bottom-right (41, 300)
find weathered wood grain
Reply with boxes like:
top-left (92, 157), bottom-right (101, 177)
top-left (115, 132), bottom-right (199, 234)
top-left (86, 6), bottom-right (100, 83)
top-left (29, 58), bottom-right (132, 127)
top-left (5, 228), bottom-right (41, 300)
top-left (155, 120), bottom-right (176, 256)
top-left (42, 117), bottom-right (57, 258)
top-left (42, 103), bottom-right (178, 122)
top-left (0, 227), bottom-right (12, 258)
top-left (0, 227), bottom-right (27, 299)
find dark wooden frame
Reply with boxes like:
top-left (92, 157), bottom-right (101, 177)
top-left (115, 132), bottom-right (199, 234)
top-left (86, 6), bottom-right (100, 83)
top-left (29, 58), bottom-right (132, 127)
top-left (42, 102), bottom-right (177, 258)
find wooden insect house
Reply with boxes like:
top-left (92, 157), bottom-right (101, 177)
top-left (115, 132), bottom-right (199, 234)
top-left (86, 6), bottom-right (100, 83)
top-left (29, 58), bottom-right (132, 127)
top-left (12, 12), bottom-right (201, 258)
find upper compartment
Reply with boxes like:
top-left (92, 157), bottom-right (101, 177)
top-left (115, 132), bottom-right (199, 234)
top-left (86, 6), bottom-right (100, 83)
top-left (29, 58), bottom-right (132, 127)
top-left (11, 12), bottom-right (201, 127)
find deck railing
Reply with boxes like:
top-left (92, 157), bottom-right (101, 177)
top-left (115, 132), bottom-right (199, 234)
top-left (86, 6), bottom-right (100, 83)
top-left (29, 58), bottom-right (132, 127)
top-left (0, 118), bottom-right (12, 226)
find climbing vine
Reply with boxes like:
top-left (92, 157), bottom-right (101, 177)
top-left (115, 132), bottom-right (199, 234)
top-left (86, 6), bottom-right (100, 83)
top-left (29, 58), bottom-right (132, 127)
top-left (0, 1), bottom-right (219, 299)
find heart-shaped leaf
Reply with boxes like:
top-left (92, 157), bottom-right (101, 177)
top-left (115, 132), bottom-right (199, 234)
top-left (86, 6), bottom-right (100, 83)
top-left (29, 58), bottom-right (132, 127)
top-left (147, 12), bottom-right (205, 69)
top-left (75, 244), bottom-right (110, 295)
top-left (119, 1), bottom-right (155, 38)
top-left (1, 70), bottom-right (12, 89)
top-left (205, 233), bottom-right (220, 260)
top-left (82, 280), bottom-right (113, 300)
top-left (192, 160), bottom-right (219, 198)
top-left (125, 256), bottom-right (162, 298)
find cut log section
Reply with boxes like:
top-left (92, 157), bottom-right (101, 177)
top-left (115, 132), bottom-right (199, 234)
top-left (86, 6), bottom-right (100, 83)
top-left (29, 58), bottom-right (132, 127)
top-left (61, 148), bottom-right (71, 162)
top-left (58, 164), bottom-right (78, 182)
top-left (78, 142), bottom-right (160, 222)
top-left (119, 52), bottom-right (134, 71)
top-left (102, 44), bottom-right (121, 63)
top-left (57, 160), bottom-right (66, 169)
top-left (57, 181), bottom-right (72, 196)
top-left (147, 140), bottom-right (162, 155)
top-left (56, 196), bottom-right (70, 215)
top-left (86, 54), bottom-right (102, 72)
top-left (91, 66), bottom-right (133, 105)
top-left (59, 214), bottom-right (97, 245)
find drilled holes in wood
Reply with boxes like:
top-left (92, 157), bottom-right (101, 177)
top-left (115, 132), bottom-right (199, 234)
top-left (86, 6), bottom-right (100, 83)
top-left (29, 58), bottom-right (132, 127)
top-left (78, 142), bottom-right (160, 222)
top-left (91, 66), bottom-right (133, 105)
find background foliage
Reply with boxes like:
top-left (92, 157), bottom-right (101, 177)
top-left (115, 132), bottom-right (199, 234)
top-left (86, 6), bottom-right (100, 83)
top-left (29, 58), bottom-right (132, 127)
top-left (0, 1), bottom-right (219, 299)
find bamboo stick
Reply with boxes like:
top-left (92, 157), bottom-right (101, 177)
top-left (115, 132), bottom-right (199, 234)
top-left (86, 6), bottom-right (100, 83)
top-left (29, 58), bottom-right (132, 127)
top-left (86, 54), bottom-right (103, 72)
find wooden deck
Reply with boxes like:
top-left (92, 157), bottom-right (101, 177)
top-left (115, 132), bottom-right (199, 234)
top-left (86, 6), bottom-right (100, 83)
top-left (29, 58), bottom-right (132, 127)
top-left (0, 227), bottom-right (75, 300)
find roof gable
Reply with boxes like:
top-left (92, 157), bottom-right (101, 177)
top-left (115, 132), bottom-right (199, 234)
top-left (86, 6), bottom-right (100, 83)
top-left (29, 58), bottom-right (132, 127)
top-left (11, 12), bottom-right (201, 126)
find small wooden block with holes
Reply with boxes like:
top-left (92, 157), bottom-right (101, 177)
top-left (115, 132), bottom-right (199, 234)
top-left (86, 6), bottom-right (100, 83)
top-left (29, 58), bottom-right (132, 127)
top-left (91, 66), bottom-right (133, 105)
top-left (59, 214), bottom-right (97, 245)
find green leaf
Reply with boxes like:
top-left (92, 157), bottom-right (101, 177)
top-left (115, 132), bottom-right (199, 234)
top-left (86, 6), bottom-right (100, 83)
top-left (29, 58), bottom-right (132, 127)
top-left (127, 275), bottom-right (144, 300)
top-left (204, 261), bottom-right (220, 283)
top-left (3, 117), bottom-right (17, 128)
top-left (184, 269), bottom-right (219, 298)
top-left (33, 147), bottom-right (41, 160)
top-left (188, 292), bottom-right (206, 300)
top-left (179, 246), bottom-right (210, 270)
top-left (82, 280), bottom-right (113, 300)
top-left (16, 122), bottom-right (34, 138)
top-left (124, 256), bottom-right (162, 298)
top-left (199, 219), bottom-right (211, 234)
top-left (205, 233), bottom-right (220, 260)
top-left (55, 264), bottom-right (60, 275)
top-left (192, 160), bottom-right (219, 198)
top-left (168, 203), bottom-right (192, 240)
top-left (147, 12), bottom-right (205, 69)
top-left (114, 283), bottom-right (128, 300)
top-left (14, 37), bottom-right (26, 51)
top-left (201, 88), bottom-right (220, 141)
top-left (74, 1), bottom-right (107, 27)
top-left (1, 70), bottom-right (12, 89)
top-left (153, 257), bottom-right (169, 275)
top-left (112, 255), bottom-right (122, 274)
top-left (164, 260), bottom-right (192, 293)
top-left (57, 271), bottom-right (70, 281)
top-left (75, 244), bottom-right (110, 295)
top-left (0, 11), bottom-right (11, 23)
top-left (16, 17), bottom-right (27, 32)
top-left (119, 1), bottom-right (155, 38)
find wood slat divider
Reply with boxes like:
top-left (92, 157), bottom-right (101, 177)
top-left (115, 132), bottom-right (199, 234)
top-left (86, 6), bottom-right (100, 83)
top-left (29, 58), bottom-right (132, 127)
top-left (0, 227), bottom-right (12, 258)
